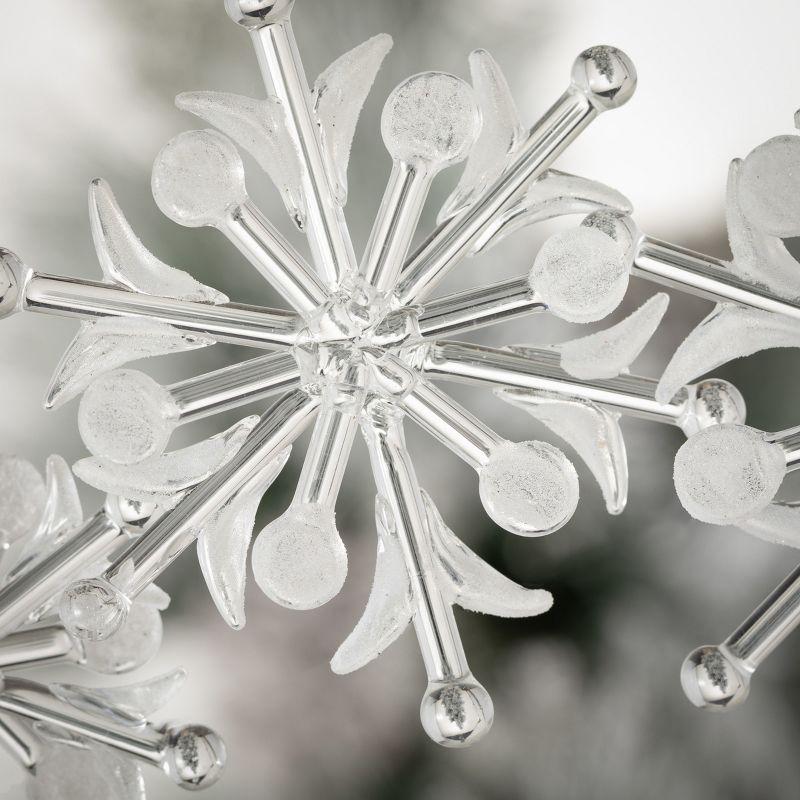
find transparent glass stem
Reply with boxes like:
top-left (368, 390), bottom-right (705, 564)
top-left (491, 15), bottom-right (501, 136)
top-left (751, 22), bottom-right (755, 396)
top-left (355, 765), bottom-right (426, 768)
top-left (396, 87), bottom-right (597, 304)
top-left (168, 352), bottom-right (301, 423)
top-left (423, 341), bottom-right (685, 424)
top-left (417, 277), bottom-right (545, 338)
top-left (102, 390), bottom-right (320, 601)
top-left (0, 623), bottom-right (77, 669)
top-left (767, 424), bottom-right (800, 470)
top-left (0, 712), bottom-right (39, 771)
top-left (23, 273), bottom-right (300, 348)
top-left (723, 561), bottom-right (800, 669)
top-left (294, 403), bottom-right (359, 508)
top-left (222, 201), bottom-right (328, 313)
top-left (250, 19), bottom-right (357, 285)
top-left (633, 236), bottom-right (800, 321)
top-left (361, 161), bottom-right (433, 294)
top-left (362, 409), bottom-right (470, 683)
top-left (0, 676), bottom-right (165, 766)
top-left (0, 512), bottom-right (122, 640)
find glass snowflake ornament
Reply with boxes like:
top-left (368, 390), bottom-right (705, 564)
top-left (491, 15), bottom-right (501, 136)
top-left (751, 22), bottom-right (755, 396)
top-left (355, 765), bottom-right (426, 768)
top-left (3, 0), bottom-right (800, 759)
top-left (0, 455), bottom-right (225, 798)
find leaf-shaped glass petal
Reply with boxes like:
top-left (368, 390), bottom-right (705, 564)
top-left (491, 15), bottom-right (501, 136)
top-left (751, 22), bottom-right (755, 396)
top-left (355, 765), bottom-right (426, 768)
top-left (549, 292), bottom-right (669, 379)
top-left (495, 390), bottom-right (628, 514)
top-left (656, 303), bottom-right (800, 404)
top-left (439, 49), bottom-right (525, 222)
top-left (0, 455), bottom-right (45, 547)
top-left (737, 502), bottom-right (800, 548)
top-left (313, 34), bottom-right (393, 205)
top-left (44, 317), bottom-right (214, 410)
top-left (472, 170), bottom-right (632, 255)
top-left (197, 447), bottom-right (291, 629)
top-left (725, 159), bottom-right (800, 300)
top-left (420, 490), bottom-right (552, 616)
top-left (50, 668), bottom-right (186, 727)
top-left (89, 179), bottom-right (227, 304)
top-left (330, 496), bottom-right (413, 675)
top-left (73, 416), bottom-right (259, 501)
top-left (81, 598), bottom-right (164, 674)
top-left (176, 91), bottom-right (306, 228)
top-left (137, 582), bottom-right (171, 610)
top-left (27, 737), bottom-right (146, 800)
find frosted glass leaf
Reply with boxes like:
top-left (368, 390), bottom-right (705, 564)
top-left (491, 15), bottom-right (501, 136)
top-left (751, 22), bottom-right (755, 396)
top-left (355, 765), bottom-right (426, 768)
top-left (0, 455), bottom-right (45, 546)
top-left (549, 293), bottom-right (669, 379)
top-left (420, 490), bottom-right (552, 617)
top-left (495, 390), bottom-right (628, 515)
top-left (81, 599), bottom-right (163, 674)
top-left (439, 49), bottom-right (525, 223)
top-left (6, 455), bottom-right (83, 582)
top-left (176, 91), bottom-right (305, 227)
top-left (472, 170), bottom-right (632, 255)
top-left (89, 179), bottom-right (228, 304)
top-left (330, 496), bottom-right (413, 675)
top-left (27, 738), bottom-right (145, 800)
top-left (44, 317), bottom-right (214, 410)
top-left (197, 447), bottom-right (291, 629)
top-left (725, 159), bottom-right (800, 300)
top-left (137, 582), bottom-right (171, 610)
top-left (313, 34), bottom-right (393, 205)
top-left (656, 303), bottom-right (800, 404)
top-left (73, 416), bottom-right (259, 501)
top-left (50, 668), bottom-right (186, 727)
top-left (738, 502), bottom-right (800, 548)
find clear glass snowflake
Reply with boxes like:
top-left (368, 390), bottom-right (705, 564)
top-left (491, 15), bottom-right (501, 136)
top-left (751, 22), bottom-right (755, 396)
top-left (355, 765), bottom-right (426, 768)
top-left (2, 0), bottom-right (800, 764)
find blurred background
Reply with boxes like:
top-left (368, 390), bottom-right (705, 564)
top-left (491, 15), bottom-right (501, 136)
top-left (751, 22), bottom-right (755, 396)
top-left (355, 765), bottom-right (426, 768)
top-left (3, 1), bottom-right (800, 797)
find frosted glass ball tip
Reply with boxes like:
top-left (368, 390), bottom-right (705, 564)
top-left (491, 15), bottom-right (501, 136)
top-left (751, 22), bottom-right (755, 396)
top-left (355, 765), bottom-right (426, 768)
top-left (251, 503), bottom-right (347, 610)
top-left (738, 135), bottom-right (800, 237)
top-left (59, 578), bottom-right (130, 642)
top-left (530, 225), bottom-right (630, 323)
top-left (673, 424), bottom-right (785, 525)
top-left (420, 677), bottom-right (494, 748)
top-left (572, 46), bottom-right (637, 110)
top-left (381, 72), bottom-right (481, 167)
top-left (152, 130), bottom-right (247, 228)
top-left (680, 646), bottom-right (750, 710)
top-left (163, 724), bottom-right (226, 789)
top-left (224, 0), bottom-right (294, 27)
top-left (0, 249), bottom-right (30, 320)
top-left (79, 369), bottom-right (175, 465)
top-left (479, 441), bottom-right (579, 536)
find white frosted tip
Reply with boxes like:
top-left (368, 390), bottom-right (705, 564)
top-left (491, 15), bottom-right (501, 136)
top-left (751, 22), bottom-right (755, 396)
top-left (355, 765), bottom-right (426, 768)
top-left (152, 129), bottom-right (247, 228)
top-left (673, 424), bottom-right (785, 525)
top-left (420, 677), bottom-right (494, 748)
top-left (479, 441), bottom-right (579, 536)
top-left (738, 135), bottom-right (800, 237)
top-left (530, 225), bottom-right (630, 323)
top-left (79, 369), bottom-right (176, 465)
top-left (381, 72), bottom-right (481, 167)
top-left (0, 454), bottom-right (46, 545)
top-left (251, 503), bottom-right (347, 610)
top-left (59, 578), bottom-right (130, 642)
top-left (680, 645), bottom-right (750, 710)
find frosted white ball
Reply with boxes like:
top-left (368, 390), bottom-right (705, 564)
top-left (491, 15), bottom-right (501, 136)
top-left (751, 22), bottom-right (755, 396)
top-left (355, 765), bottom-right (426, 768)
top-left (0, 455), bottom-right (46, 544)
top-left (79, 369), bottom-right (175, 465)
top-left (479, 441), bottom-right (579, 536)
top-left (152, 130), bottom-right (247, 227)
top-left (251, 503), bottom-right (347, 610)
top-left (530, 226), bottom-right (630, 323)
top-left (739, 135), bottom-right (800, 237)
top-left (674, 424), bottom-right (785, 525)
top-left (381, 72), bottom-right (481, 166)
